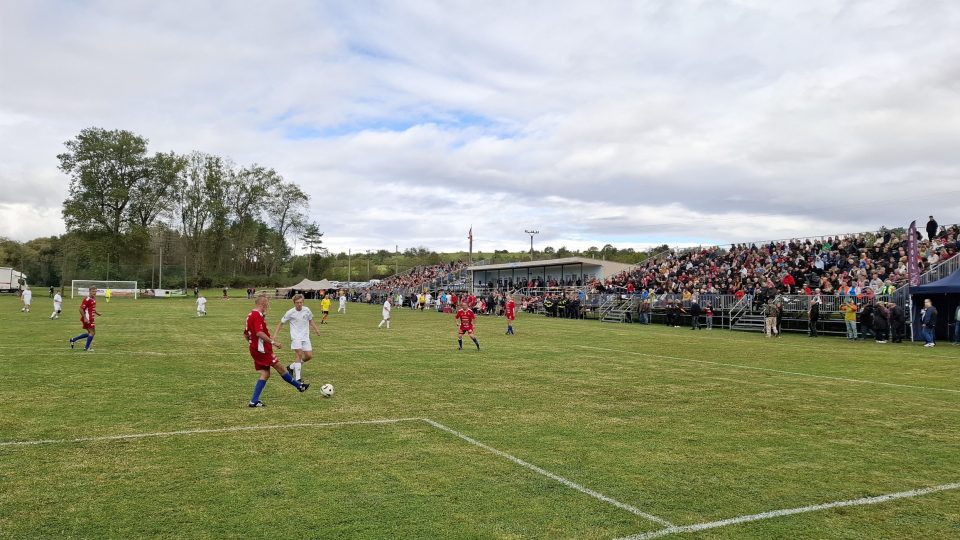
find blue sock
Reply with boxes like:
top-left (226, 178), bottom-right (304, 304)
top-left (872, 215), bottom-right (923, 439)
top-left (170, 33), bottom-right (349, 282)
top-left (281, 372), bottom-right (302, 389)
top-left (71, 333), bottom-right (88, 343)
top-left (84, 335), bottom-right (94, 350)
top-left (472, 337), bottom-right (480, 349)
top-left (251, 379), bottom-right (267, 403)
top-left (458, 338), bottom-right (463, 349)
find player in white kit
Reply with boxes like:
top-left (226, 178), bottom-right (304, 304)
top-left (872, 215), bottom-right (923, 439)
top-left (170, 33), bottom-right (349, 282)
top-left (338, 292), bottom-right (347, 314)
top-left (196, 294), bottom-right (208, 316)
top-left (50, 290), bottom-right (62, 319)
top-left (378, 297), bottom-right (392, 329)
top-left (273, 294), bottom-right (322, 382)
top-left (21, 286), bottom-right (33, 313)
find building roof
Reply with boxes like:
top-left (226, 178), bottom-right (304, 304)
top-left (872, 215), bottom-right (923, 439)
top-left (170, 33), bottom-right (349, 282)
top-left (468, 257), bottom-right (635, 275)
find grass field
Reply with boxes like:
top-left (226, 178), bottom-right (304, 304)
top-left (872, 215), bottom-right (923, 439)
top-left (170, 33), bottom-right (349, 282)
top-left (2, 292), bottom-right (960, 539)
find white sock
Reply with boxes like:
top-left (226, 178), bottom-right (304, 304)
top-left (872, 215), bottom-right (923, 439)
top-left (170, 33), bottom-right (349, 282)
top-left (378, 319), bottom-right (384, 328)
top-left (292, 362), bottom-right (302, 379)
top-left (386, 320), bottom-right (390, 328)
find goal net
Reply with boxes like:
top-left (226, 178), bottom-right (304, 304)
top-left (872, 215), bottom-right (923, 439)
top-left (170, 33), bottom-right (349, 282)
top-left (71, 280), bottom-right (139, 299)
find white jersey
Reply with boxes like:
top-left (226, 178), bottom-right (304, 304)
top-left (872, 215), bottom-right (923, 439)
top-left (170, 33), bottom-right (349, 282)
top-left (53, 293), bottom-right (62, 310)
top-left (21, 289), bottom-right (32, 305)
top-left (339, 295), bottom-right (346, 307)
top-left (281, 306), bottom-right (314, 341)
top-left (382, 300), bottom-right (392, 319)
top-left (197, 297), bottom-right (207, 310)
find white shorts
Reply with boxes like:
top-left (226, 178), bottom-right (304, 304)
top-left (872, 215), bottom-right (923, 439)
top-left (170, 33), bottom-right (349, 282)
top-left (290, 338), bottom-right (312, 352)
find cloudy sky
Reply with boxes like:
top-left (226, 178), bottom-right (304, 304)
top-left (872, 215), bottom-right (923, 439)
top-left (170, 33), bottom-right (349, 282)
top-left (2, 0), bottom-right (959, 253)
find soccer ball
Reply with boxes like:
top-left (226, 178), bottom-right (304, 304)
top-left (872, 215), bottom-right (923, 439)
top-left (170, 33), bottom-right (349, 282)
top-left (320, 383), bottom-right (335, 398)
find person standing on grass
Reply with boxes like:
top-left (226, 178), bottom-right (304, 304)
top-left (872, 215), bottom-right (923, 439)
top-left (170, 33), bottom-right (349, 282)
top-left (104, 287), bottom-right (112, 303)
top-left (20, 286), bottom-right (32, 313)
top-left (953, 304), bottom-right (960, 346)
top-left (338, 291), bottom-right (347, 314)
top-left (50, 289), bottom-right (62, 319)
top-left (70, 286), bottom-right (101, 351)
top-left (689, 299), bottom-right (702, 330)
top-left (319, 293), bottom-right (331, 324)
top-left (840, 299), bottom-right (858, 340)
top-left (920, 298), bottom-right (938, 347)
top-left (808, 297), bottom-right (820, 337)
top-left (274, 294), bottom-right (322, 384)
top-left (704, 302), bottom-right (714, 330)
top-left (378, 297), bottom-right (392, 329)
top-left (504, 295), bottom-right (516, 335)
top-left (873, 302), bottom-right (889, 344)
top-left (196, 294), bottom-right (207, 316)
top-left (763, 299), bottom-right (779, 338)
top-left (245, 294), bottom-right (309, 408)
top-left (455, 302), bottom-right (480, 351)
top-left (889, 302), bottom-right (905, 343)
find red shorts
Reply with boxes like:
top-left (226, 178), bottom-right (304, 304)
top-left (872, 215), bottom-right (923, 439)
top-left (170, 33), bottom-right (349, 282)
top-left (252, 352), bottom-right (278, 370)
top-left (459, 324), bottom-right (474, 334)
top-left (506, 314), bottom-right (515, 321)
top-left (82, 319), bottom-right (95, 330)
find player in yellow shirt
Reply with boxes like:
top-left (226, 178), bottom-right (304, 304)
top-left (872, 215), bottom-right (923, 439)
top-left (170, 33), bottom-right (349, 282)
top-left (320, 293), bottom-right (332, 324)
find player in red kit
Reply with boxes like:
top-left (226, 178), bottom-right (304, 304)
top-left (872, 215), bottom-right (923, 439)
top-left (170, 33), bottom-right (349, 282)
top-left (245, 294), bottom-right (309, 407)
top-left (70, 286), bottom-right (102, 351)
top-left (455, 303), bottom-right (480, 351)
top-left (505, 295), bottom-right (516, 335)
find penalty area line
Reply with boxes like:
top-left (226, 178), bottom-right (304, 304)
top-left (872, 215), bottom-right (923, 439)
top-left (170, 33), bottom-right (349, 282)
top-left (0, 418), bottom-right (421, 447)
top-left (421, 418), bottom-right (674, 528)
top-left (616, 482), bottom-right (960, 539)
top-left (576, 345), bottom-right (960, 395)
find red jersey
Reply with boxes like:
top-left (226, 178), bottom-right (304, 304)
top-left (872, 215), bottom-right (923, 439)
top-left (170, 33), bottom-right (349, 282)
top-left (245, 309), bottom-right (273, 356)
top-left (455, 308), bottom-right (476, 328)
top-left (80, 296), bottom-right (97, 324)
top-left (505, 299), bottom-right (516, 320)
top-left (466, 295), bottom-right (477, 308)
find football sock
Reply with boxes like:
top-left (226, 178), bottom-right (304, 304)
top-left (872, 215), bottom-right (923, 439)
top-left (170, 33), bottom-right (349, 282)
top-left (291, 362), bottom-right (302, 380)
top-left (281, 372), bottom-right (302, 389)
top-left (378, 320), bottom-right (384, 328)
top-left (84, 335), bottom-right (94, 350)
top-left (472, 337), bottom-right (480, 350)
top-left (458, 338), bottom-right (463, 349)
top-left (71, 333), bottom-right (88, 343)
top-left (251, 379), bottom-right (267, 403)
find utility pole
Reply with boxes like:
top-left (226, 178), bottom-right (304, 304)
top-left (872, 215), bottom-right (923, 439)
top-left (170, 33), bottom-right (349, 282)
top-left (395, 245), bottom-right (399, 275)
top-left (525, 230), bottom-right (540, 261)
top-left (347, 249), bottom-right (351, 284)
top-left (366, 250), bottom-right (371, 280)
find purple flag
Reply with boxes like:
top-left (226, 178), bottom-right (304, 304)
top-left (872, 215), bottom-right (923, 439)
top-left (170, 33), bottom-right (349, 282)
top-left (907, 220), bottom-right (920, 286)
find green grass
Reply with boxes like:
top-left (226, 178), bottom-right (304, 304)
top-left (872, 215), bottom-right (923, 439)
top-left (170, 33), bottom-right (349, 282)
top-left (2, 292), bottom-right (959, 539)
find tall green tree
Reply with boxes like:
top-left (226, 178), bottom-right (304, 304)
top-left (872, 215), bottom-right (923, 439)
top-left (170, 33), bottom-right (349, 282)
top-left (58, 127), bottom-right (150, 236)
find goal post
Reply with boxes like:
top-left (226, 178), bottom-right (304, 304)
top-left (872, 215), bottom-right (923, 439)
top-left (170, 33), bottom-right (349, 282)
top-left (71, 280), bottom-right (139, 299)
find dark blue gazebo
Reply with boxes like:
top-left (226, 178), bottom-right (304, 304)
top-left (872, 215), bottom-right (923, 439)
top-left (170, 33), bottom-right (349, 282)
top-left (910, 267), bottom-right (960, 341)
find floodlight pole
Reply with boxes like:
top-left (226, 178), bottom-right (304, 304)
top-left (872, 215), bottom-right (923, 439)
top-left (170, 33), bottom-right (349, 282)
top-left (525, 230), bottom-right (540, 261)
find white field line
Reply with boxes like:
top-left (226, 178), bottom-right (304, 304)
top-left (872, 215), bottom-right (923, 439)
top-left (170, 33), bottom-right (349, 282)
top-left (0, 418), bottom-right (420, 447)
top-left (616, 482), bottom-right (960, 540)
top-left (421, 418), bottom-right (674, 528)
top-left (577, 345), bottom-right (960, 395)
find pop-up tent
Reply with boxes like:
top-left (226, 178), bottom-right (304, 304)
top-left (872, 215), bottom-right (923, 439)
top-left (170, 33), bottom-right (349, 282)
top-left (910, 267), bottom-right (960, 341)
top-left (285, 278), bottom-right (334, 291)
top-left (277, 278), bottom-right (335, 298)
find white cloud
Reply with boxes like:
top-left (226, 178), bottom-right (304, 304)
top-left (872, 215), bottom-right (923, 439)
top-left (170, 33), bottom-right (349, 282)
top-left (1, 0), bottom-right (959, 250)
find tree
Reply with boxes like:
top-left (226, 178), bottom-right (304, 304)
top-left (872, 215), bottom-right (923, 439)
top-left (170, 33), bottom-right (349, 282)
top-left (300, 223), bottom-right (324, 278)
top-left (129, 151), bottom-right (186, 229)
top-left (59, 127), bottom-right (150, 236)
